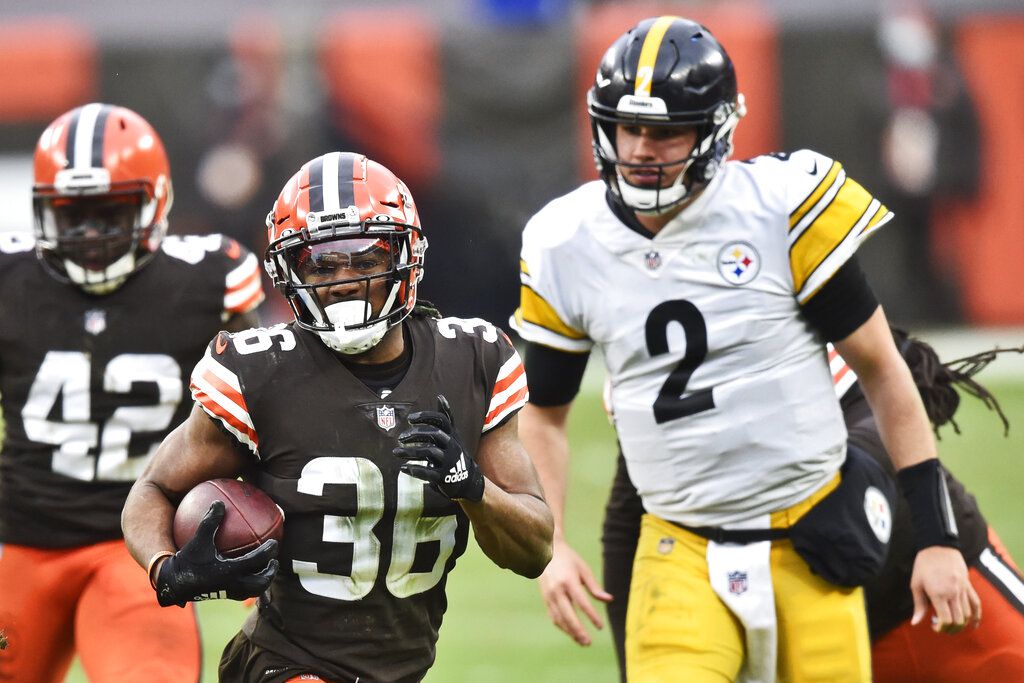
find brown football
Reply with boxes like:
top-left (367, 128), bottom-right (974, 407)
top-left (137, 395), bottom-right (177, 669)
top-left (172, 478), bottom-right (284, 558)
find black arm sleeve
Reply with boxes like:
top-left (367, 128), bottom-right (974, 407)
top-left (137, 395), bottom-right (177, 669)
top-left (800, 255), bottom-right (879, 342)
top-left (523, 341), bottom-right (591, 407)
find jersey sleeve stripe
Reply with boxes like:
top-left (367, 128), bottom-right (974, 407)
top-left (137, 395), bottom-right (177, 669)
top-left (517, 285), bottom-right (587, 340)
top-left (189, 352), bottom-right (259, 453)
top-left (492, 354), bottom-right (526, 395)
top-left (858, 203), bottom-right (893, 240)
top-left (789, 160), bottom-right (843, 229)
top-left (224, 253), bottom-right (265, 314)
top-left (483, 385), bottom-right (529, 433)
top-left (789, 179), bottom-right (876, 297)
top-left (519, 258), bottom-right (530, 276)
top-left (827, 342), bottom-right (858, 398)
top-left (226, 253), bottom-right (259, 288)
top-left (224, 276), bottom-right (265, 314)
top-left (510, 311), bottom-right (594, 353)
top-left (489, 365), bottom-right (528, 414)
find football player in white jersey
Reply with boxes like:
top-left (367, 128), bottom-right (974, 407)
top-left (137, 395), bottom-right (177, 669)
top-left (512, 16), bottom-right (980, 682)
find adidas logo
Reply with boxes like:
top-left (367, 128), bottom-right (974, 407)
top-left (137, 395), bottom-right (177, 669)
top-left (444, 452), bottom-right (469, 484)
top-left (193, 590), bottom-right (228, 601)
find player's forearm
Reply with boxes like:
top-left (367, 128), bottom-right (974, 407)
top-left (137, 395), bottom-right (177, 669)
top-left (518, 403), bottom-right (572, 541)
top-left (122, 479), bottom-right (178, 571)
top-left (854, 358), bottom-right (937, 470)
top-left (463, 483), bottom-right (554, 579)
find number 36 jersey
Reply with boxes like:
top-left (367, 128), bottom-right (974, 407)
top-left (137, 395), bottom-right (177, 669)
top-left (190, 314), bottom-right (527, 683)
top-left (512, 150), bottom-right (893, 527)
top-left (0, 232), bottom-right (263, 547)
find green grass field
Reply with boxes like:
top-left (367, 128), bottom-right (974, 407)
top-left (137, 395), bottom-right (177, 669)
top-left (65, 379), bottom-right (1024, 682)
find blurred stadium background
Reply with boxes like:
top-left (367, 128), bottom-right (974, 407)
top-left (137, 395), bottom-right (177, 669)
top-left (1, 0), bottom-right (1022, 680)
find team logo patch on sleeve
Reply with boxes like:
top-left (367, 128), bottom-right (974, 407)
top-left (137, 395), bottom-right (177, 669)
top-left (717, 242), bottom-right (760, 286)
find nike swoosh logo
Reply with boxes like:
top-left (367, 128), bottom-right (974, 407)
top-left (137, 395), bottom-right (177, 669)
top-left (596, 77), bottom-right (611, 88)
top-left (807, 159), bottom-right (818, 175)
top-left (215, 333), bottom-right (229, 354)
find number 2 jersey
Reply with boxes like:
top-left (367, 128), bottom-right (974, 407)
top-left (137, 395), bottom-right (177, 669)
top-left (0, 232), bottom-right (263, 547)
top-left (512, 150), bottom-right (893, 527)
top-left (190, 313), bottom-right (527, 682)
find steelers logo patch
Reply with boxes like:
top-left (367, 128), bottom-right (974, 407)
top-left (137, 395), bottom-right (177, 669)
top-left (863, 486), bottom-right (892, 544)
top-left (717, 242), bottom-right (760, 286)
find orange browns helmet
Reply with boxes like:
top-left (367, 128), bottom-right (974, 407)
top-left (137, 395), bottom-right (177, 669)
top-left (32, 103), bottom-right (173, 294)
top-left (264, 152), bottom-right (427, 354)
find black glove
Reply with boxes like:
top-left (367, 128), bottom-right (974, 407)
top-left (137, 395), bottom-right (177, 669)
top-left (393, 394), bottom-right (485, 502)
top-left (156, 500), bottom-right (279, 608)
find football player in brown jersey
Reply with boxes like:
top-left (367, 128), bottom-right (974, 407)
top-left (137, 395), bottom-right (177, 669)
top-left (122, 152), bottom-right (554, 683)
top-left (0, 104), bottom-right (264, 682)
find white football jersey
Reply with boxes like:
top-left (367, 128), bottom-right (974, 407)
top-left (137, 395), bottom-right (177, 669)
top-left (512, 150), bottom-right (893, 526)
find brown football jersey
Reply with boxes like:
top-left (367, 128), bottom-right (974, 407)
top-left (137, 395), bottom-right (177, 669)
top-left (191, 313), bottom-right (527, 682)
top-left (0, 232), bottom-right (263, 547)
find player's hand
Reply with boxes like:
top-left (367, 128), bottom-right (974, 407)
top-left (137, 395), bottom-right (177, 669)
top-left (393, 395), bottom-right (485, 502)
top-left (539, 539), bottom-right (613, 646)
top-left (909, 545), bottom-right (982, 633)
top-left (155, 501), bottom-right (279, 608)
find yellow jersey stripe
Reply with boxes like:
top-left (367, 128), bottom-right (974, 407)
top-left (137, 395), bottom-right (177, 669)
top-left (519, 258), bottom-right (530, 276)
top-left (635, 16), bottom-right (678, 97)
top-left (789, 160), bottom-right (842, 230)
top-left (790, 178), bottom-right (874, 293)
top-left (517, 285), bottom-right (587, 340)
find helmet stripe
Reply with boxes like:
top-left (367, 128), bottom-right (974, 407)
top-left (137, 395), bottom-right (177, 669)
top-left (64, 106), bottom-right (82, 169)
top-left (69, 103), bottom-right (106, 169)
top-left (634, 16), bottom-right (679, 97)
top-left (335, 152), bottom-right (356, 209)
top-left (308, 154), bottom-right (325, 211)
top-left (321, 151), bottom-right (341, 211)
top-left (90, 104), bottom-right (112, 168)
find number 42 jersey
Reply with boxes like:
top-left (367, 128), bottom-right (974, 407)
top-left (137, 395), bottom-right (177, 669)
top-left (190, 313), bottom-right (527, 683)
top-left (0, 232), bottom-right (263, 547)
top-left (512, 150), bottom-right (893, 527)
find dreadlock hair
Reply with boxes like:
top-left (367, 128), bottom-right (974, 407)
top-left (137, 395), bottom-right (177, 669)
top-left (411, 299), bottom-right (442, 320)
top-left (892, 327), bottom-right (1023, 438)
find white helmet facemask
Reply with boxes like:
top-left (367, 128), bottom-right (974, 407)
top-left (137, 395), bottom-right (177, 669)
top-left (63, 253), bottom-right (137, 295)
top-left (316, 300), bottom-right (390, 355)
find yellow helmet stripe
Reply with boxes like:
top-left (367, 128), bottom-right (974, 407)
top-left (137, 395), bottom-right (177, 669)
top-left (635, 16), bottom-right (680, 97)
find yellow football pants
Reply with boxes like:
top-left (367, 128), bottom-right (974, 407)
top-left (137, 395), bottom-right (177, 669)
top-left (626, 477), bottom-right (871, 682)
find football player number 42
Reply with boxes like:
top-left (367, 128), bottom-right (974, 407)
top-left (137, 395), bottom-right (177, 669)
top-left (23, 351), bottom-right (181, 481)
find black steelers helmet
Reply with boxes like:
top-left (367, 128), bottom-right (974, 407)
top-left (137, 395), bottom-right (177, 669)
top-left (588, 16), bottom-right (746, 215)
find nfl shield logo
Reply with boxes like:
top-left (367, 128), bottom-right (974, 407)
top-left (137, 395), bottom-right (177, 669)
top-left (84, 309), bottom-right (106, 336)
top-left (376, 405), bottom-right (396, 431)
top-left (727, 570), bottom-right (748, 595)
top-left (644, 250), bottom-right (662, 270)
